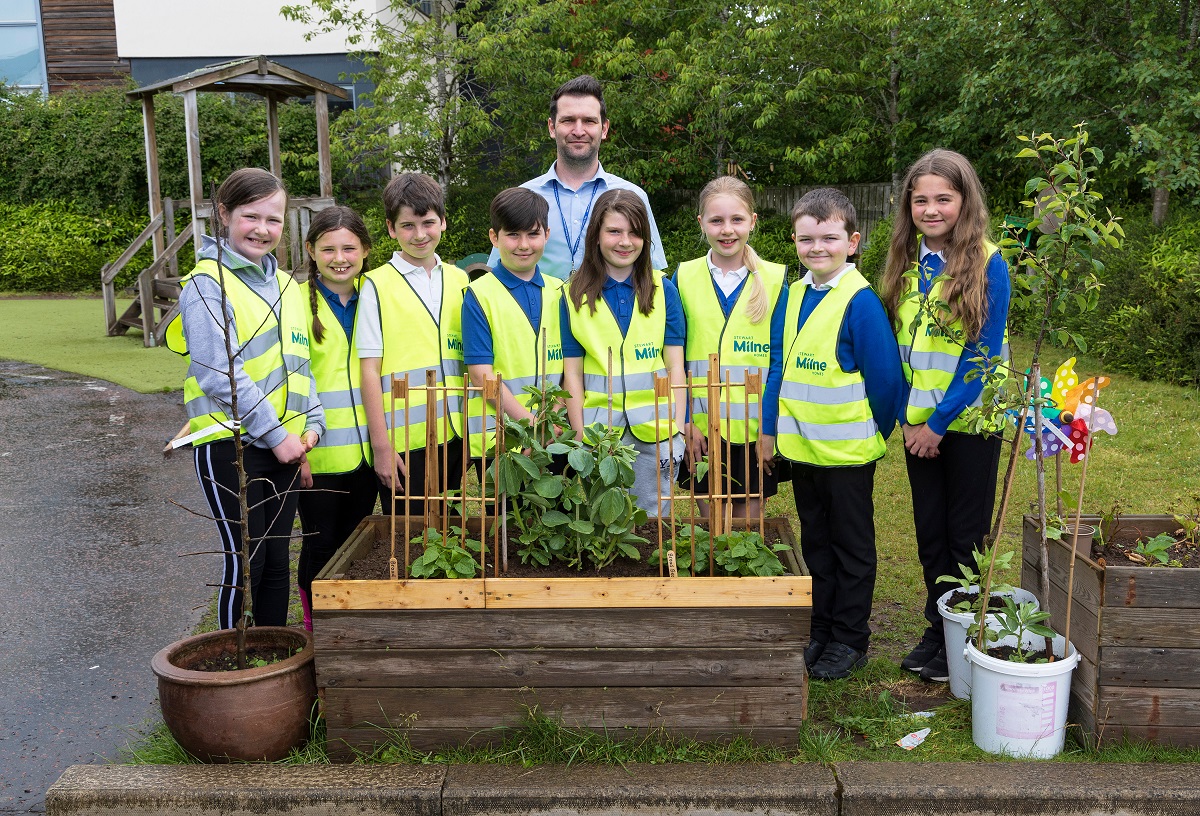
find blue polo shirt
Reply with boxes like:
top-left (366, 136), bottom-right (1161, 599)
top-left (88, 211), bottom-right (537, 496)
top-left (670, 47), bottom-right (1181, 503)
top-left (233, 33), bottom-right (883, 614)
top-left (560, 274), bottom-right (686, 357)
top-left (315, 277), bottom-right (358, 338)
top-left (462, 263), bottom-right (550, 366)
top-left (487, 162), bottom-right (668, 279)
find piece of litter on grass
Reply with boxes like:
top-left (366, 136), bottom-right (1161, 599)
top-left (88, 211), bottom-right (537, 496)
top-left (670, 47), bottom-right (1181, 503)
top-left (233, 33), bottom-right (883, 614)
top-left (897, 727), bottom-right (931, 750)
top-left (88, 665), bottom-right (99, 670)
top-left (911, 710), bottom-right (935, 719)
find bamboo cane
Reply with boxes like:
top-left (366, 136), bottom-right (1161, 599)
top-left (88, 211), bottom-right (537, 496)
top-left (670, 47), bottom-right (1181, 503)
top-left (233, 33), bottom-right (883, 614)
top-left (654, 374), bottom-right (669, 576)
top-left (1063, 377), bottom-right (1102, 660)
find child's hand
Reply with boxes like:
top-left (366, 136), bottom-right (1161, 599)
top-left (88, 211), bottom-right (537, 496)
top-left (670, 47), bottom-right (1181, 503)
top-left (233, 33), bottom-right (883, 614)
top-left (685, 423), bottom-right (708, 468)
top-left (758, 434), bottom-right (775, 475)
top-left (300, 430), bottom-right (319, 452)
top-left (299, 458), bottom-right (314, 489)
top-left (903, 423), bottom-right (942, 458)
top-left (271, 433), bottom-right (307, 465)
top-left (374, 450), bottom-right (409, 492)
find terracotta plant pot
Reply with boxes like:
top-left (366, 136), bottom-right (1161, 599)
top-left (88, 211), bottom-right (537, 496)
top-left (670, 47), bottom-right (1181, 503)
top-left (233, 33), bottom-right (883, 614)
top-left (152, 626), bottom-right (316, 762)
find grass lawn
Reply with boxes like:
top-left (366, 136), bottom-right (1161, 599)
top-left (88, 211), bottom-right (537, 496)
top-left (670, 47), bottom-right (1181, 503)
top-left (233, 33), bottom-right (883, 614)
top-left (0, 296), bottom-right (185, 392)
top-left (12, 294), bottom-right (1191, 763)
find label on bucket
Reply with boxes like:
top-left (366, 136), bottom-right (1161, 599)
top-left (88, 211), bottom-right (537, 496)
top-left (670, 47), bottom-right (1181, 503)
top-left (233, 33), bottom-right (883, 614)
top-left (996, 679), bottom-right (1057, 739)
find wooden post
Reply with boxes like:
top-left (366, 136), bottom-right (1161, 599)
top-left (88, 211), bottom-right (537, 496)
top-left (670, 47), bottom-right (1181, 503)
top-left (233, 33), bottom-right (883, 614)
top-left (163, 197), bottom-right (178, 279)
top-left (315, 90), bottom-right (333, 199)
top-left (183, 89), bottom-right (204, 260)
top-left (266, 94), bottom-right (282, 180)
top-left (140, 95), bottom-right (164, 264)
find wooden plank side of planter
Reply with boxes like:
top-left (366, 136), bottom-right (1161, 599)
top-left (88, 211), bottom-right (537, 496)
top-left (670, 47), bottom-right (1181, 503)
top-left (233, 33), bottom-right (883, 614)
top-left (1097, 686), bottom-right (1200, 728)
top-left (1099, 647), bottom-right (1200, 689)
top-left (314, 607), bottom-right (809, 651)
top-left (312, 579), bottom-right (486, 610)
top-left (317, 646), bottom-right (805, 689)
top-left (1101, 608), bottom-right (1200, 647)
top-left (483, 575), bottom-right (811, 609)
top-left (323, 685), bottom-right (807, 732)
top-left (1104, 567), bottom-right (1200, 610)
top-left (1096, 725), bottom-right (1200, 749)
top-left (1071, 650), bottom-right (1098, 719)
top-left (1021, 538), bottom-right (1103, 664)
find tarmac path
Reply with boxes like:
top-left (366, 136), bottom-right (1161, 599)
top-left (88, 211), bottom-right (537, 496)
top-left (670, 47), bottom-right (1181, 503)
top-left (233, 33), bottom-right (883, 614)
top-left (0, 362), bottom-right (210, 814)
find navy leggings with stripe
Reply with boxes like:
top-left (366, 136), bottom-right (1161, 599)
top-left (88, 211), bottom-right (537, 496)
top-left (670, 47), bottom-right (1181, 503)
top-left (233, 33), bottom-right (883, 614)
top-left (194, 440), bottom-right (299, 629)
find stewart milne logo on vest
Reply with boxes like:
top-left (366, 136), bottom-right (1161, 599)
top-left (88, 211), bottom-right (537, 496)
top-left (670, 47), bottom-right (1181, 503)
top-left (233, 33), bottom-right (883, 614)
top-left (634, 341), bottom-right (660, 361)
top-left (731, 334), bottom-right (769, 356)
top-left (793, 351), bottom-right (827, 374)
top-left (547, 344), bottom-right (564, 362)
top-left (291, 329), bottom-right (309, 347)
top-left (446, 335), bottom-right (463, 353)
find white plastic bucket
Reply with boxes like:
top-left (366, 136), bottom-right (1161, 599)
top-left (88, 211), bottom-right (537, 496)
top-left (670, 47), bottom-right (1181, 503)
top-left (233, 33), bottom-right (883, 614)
top-left (938, 586), bottom-right (1038, 700)
top-left (966, 633), bottom-right (1079, 758)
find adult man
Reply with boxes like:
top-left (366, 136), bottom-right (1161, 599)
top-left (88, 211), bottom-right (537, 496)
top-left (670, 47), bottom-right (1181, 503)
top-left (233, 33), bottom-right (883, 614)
top-left (489, 75), bottom-right (667, 280)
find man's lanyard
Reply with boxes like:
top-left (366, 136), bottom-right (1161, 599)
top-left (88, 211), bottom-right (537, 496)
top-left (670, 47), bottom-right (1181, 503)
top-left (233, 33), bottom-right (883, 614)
top-left (553, 179), bottom-right (601, 272)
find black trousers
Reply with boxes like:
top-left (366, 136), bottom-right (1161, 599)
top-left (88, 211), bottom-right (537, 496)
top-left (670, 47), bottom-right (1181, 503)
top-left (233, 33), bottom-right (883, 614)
top-left (194, 440), bottom-right (300, 629)
top-left (905, 430), bottom-right (1003, 640)
top-left (296, 462), bottom-right (378, 594)
top-left (791, 461), bottom-right (877, 653)
top-left (377, 442), bottom-right (466, 517)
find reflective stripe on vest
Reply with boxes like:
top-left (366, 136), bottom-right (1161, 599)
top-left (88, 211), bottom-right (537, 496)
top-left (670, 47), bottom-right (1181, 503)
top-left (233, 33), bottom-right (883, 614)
top-left (464, 272), bottom-right (564, 457)
top-left (302, 280), bottom-right (370, 474)
top-left (165, 259), bottom-right (312, 446)
top-left (776, 267), bottom-right (885, 466)
top-left (564, 271), bottom-right (675, 443)
top-left (365, 262), bottom-right (468, 452)
top-left (895, 242), bottom-right (1010, 432)
top-left (677, 257), bottom-right (785, 443)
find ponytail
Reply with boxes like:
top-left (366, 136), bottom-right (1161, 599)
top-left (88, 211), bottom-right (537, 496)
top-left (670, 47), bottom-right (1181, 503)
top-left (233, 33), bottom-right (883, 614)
top-left (307, 267), bottom-right (327, 345)
top-left (742, 245), bottom-right (768, 324)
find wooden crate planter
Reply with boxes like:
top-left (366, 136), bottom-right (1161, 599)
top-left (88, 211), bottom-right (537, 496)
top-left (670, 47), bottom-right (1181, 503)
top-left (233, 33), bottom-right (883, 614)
top-left (1021, 514), bottom-right (1200, 747)
top-left (313, 515), bottom-right (811, 756)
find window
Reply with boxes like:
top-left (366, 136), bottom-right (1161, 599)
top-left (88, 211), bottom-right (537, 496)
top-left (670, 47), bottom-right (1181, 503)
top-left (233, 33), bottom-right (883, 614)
top-left (0, 0), bottom-right (47, 94)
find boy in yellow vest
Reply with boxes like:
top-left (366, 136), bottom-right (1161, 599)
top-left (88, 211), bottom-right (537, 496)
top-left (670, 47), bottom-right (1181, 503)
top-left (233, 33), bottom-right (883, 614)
top-left (462, 188), bottom-right (564, 459)
top-left (775, 188), bottom-right (906, 680)
top-left (357, 173), bottom-right (469, 516)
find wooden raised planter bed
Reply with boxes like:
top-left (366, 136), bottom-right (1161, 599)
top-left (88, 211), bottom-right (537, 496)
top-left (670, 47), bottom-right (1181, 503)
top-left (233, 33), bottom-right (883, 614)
top-left (1021, 514), bottom-right (1200, 747)
top-left (312, 515), bottom-right (811, 756)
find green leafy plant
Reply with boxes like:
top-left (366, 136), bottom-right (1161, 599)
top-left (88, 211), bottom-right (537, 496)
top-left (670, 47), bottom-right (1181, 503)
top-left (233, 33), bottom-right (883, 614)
top-left (989, 597), bottom-right (1058, 664)
top-left (1132, 534), bottom-right (1182, 568)
top-left (936, 546), bottom-right (1014, 615)
top-left (653, 526), bottom-right (790, 577)
top-left (409, 527), bottom-right (483, 579)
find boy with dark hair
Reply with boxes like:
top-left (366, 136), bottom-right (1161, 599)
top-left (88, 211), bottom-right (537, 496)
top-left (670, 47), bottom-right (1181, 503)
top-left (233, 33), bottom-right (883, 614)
top-left (462, 187), bottom-right (564, 456)
top-left (357, 172), bottom-right (469, 514)
top-left (774, 187), bottom-right (906, 680)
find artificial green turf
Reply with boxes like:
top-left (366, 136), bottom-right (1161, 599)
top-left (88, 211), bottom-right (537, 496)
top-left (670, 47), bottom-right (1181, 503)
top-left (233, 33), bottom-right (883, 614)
top-left (0, 296), bottom-right (185, 393)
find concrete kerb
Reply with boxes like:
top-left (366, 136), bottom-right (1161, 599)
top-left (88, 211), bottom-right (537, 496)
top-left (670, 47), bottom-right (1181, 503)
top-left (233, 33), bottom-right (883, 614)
top-left (46, 761), bottom-right (1200, 816)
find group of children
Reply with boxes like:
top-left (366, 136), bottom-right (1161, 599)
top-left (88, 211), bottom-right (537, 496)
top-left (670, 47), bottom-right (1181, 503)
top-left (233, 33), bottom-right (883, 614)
top-left (174, 146), bottom-right (1010, 685)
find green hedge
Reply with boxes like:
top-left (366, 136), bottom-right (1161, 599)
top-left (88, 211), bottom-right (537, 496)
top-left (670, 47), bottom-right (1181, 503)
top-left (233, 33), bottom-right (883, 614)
top-left (0, 201), bottom-right (151, 292)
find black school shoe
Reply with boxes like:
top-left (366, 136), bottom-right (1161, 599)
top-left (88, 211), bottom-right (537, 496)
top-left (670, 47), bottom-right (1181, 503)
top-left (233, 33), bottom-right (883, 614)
top-left (919, 647), bottom-right (950, 683)
top-left (804, 639), bottom-right (827, 670)
top-left (809, 641), bottom-right (868, 680)
top-left (901, 635), bottom-right (943, 673)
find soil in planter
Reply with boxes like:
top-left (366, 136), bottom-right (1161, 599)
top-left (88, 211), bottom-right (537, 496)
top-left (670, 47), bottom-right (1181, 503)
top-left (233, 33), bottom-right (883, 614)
top-left (182, 646), bottom-right (297, 672)
top-left (340, 521), bottom-right (791, 580)
top-left (986, 641), bottom-right (1058, 664)
top-left (945, 589), bottom-right (1009, 610)
top-left (1096, 526), bottom-right (1200, 569)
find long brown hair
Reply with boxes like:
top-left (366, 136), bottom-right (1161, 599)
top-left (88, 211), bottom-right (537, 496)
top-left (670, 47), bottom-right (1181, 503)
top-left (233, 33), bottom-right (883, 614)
top-left (882, 149), bottom-right (991, 341)
top-left (303, 205), bottom-right (372, 344)
top-left (697, 176), bottom-right (768, 324)
top-left (568, 189), bottom-right (657, 317)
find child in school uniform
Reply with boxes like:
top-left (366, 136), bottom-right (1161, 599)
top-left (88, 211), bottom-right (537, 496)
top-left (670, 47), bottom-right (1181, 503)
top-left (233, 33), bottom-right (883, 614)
top-left (462, 187), bottom-right (564, 458)
top-left (358, 173), bottom-right (469, 516)
top-left (776, 188), bottom-right (905, 680)
top-left (561, 189), bottom-right (687, 514)
top-left (881, 149), bottom-right (1011, 683)
top-left (675, 176), bottom-right (788, 518)
top-left (167, 167), bottom-right (323, 630)
top-left (295, 205), bottom-right (377, 631)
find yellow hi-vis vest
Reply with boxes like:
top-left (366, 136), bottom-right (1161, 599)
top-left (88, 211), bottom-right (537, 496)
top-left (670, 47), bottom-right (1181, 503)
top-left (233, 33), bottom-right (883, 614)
top-left (563, 271), bottom-right (675, 444)
top-left (465, 271), bottom-right (564, 457)
top-left (777, 268), bottom-right (886, 466)
top-left (364, 261), bottom-right (468, 452)
top-left (895, 242), bottom-right (1010, 433)
top-left (165, 259), bottom-right (312, 446)
top-left (676, 257), bottom-right (786, 443)
top-left (301, 279), bottom-right (370, 474)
